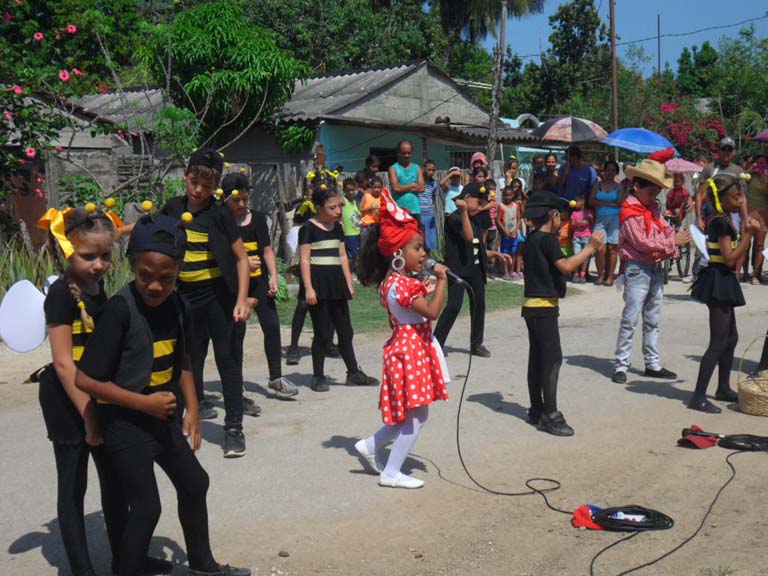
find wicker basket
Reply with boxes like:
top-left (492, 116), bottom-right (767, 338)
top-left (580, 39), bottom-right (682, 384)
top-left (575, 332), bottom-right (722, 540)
top-left (737, 336), bottom-right (768, 417)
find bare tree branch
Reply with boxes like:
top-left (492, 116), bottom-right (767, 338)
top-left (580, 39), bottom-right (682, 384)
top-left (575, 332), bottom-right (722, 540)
top-left (218, 85), bottom-right (270, 152)
top-left (199, 92), bottom-right (250, 148)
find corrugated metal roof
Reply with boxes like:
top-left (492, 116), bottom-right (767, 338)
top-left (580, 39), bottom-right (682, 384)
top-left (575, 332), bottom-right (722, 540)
top-left (277, 62), bottom-right (423, 122)
top-left (71, 89), bottom-right (164, 128)
top-left (447, 123), bottom-right (537, 144)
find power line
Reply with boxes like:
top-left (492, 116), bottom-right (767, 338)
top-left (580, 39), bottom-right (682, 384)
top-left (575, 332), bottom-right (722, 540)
top-left (514, 13), bottom-right (768, 61)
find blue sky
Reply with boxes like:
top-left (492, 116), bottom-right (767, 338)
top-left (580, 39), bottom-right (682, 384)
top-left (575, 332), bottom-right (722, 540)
top-left (482, 0), bottom-right (768, 77)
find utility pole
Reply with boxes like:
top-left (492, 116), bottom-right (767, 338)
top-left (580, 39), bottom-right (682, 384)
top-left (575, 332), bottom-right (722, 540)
top-left (610, 0), bottom-right (618, 160)
top-left (657, 14), bottom-right (661, 76)
top-left (487, 1), bottom-right (507, 166)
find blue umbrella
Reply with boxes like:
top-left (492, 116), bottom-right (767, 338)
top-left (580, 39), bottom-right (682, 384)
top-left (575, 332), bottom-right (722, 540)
top-left (602, 128), bottom-right (678, 154)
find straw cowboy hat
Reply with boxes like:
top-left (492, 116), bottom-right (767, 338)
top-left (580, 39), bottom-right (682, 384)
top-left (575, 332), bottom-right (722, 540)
top-left (625, 159), bottom-right (673, 189)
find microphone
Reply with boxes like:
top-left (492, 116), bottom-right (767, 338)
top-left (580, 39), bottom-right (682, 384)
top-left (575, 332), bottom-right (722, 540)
top-left (425, 258), bottom-right (466, 285)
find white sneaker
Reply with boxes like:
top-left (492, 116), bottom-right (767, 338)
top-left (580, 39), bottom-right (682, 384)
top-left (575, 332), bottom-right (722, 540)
top-left (354, 439), bottom-right (383, 474)
top-left (378, 472), bottom-right (424, 489)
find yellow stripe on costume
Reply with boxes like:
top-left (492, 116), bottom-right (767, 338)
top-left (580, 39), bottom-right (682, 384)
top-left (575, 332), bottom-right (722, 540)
top-left (184, 250), bottom-right (215, 263)
top-left (708, 256), bottom-right (725, 263)
top-left (154, 339), bottom-right (176, 358)
top-left (71, 320), bottom-right (92, 335)
top-left (150, 367), bottom-right (174, 387)
top-left (250, 269), bottom-right (263, 278)
top-left (179, 267), bottom-right (223, 282)
top-left (244, 241), bottom-right (259, 251)
top-left (523, 297), bottom-right (559, 308)
top-left (310, 256), bottom-right (342, 266)
top-left (311, 239), bottom-right (340, 250)
top-left (72, 346), bottom-right (84, 361)
top-left (186, 229), bottom-right (209, 243)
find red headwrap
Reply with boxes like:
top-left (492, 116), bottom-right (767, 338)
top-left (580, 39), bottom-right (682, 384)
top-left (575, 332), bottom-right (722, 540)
top-left (377, 189), bottom-right (421, 257)
top-left (648, 147), bottom-right (675, 163)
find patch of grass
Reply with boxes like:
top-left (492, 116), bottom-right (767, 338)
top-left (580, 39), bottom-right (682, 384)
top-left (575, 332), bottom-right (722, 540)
top-left (274, 280), bottom-right (525, 335)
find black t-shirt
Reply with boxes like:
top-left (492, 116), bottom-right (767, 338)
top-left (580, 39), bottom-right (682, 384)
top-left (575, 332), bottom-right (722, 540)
top-left (298, 220), bottom-right (350, 300)
top-left (78, 284), bottom-right (186, 395)
top-left (240, 212), bottom-right (271, 294)
top-left (162, 197), bottom-right (240, 307)
top-left (443, 211), bottom-right (487, 279)
top-left (522, 228), bottom-right (566, 317)
top-left (40, 278), bottom-right (108, 442)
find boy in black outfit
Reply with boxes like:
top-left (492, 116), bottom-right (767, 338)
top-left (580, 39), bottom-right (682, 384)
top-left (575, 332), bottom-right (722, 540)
top-left (433, 182), bottom-right (512, 357)
top-left (75, 215), bottom-right (250, 576)
top-left (522, 191), bottom-right (604, 436)
top-left (161, 149), bottom-right (252, 458)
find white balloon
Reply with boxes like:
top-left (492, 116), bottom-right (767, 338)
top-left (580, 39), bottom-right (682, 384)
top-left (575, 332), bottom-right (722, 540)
top-left (0, 280), bottom-right (47, 352)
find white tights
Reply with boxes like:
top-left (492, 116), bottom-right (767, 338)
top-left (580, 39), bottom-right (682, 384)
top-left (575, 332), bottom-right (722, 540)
top-left (365, 405), bottom-right (429, 478)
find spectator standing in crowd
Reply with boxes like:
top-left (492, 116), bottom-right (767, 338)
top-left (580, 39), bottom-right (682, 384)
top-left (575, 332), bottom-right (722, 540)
top-left (341, 178), bottom-right (362, 273)
top-left (388, 141), bottom-right (424, 224)
top-left (664, 173), bottom-right (693, 228)
top-left (746, 154), bottom-right (768, 283)
top-left (504, 156), bottom-right (526, 193)
top-left (420, 160), bottom-right (439, 251)
top-left (356, 155), bottom-right (381, 188)
top-left (611, 158), bottom-right (692, 385)
top-left (464, 151), bottom-right (489, 186)
top-left (590, 160), bottom-right (626, 287)
top-left (558, 145), bottom-right (597, 202)
top-left (569, 193), bottom-right (594, 283)
top-left (360, 175), bottom-right (384, 245)
top-left (544, 153), bottom-right (560, 193)
top-left (440, 166), bottom-right (463, 215)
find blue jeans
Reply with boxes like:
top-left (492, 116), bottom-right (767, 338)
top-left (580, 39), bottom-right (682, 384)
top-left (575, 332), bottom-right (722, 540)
top-left (613, 261), bottom-right (664, 373)
top-left (421, 213), bottom-right (437, 250)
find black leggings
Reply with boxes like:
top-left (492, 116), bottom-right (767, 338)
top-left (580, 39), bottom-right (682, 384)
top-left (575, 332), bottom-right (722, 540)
top-left (308, 299), bottom-right (357, 377)
top-left (104, 410), bottom-right (216, 576)
top-left (433, 273), bottom-right (486, 348)
top-left (252, 280), bottom-right (282, 380)
top-left (190, 296), bottom-right (244, 431)
top-left (758, 329), bottom-right (768, 373)
top-left (52, 443), bottom-right (127, 576)
top-left (693, 302), bottom-right (739, 399)
top-left (524, 316), bottom-right (563, 414)
top-left (290, 297), bottom-right (339, 350)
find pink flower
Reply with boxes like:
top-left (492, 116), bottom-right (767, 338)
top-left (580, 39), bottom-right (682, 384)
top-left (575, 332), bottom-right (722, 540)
top-left (14, 0), bottom-right (24, 5)
top-left (55, 146), bottom-right (64, 151)
top-left (3, 12), bottom-right (13, 23)
top-left (5, 84), bottom-right (23, 95)
top-left (72, 68), bottom-right (83, 76)
top-left (130, 131), bottom-right (139, 137)
top-left (3, 111), bottom-right (11, 121)
top-left (65, 24), bottom-right (77, 34)
top-left (25, 147), bottom-right (36, 159)
top-left (33, 32), bottom-right (43, 41)
top-left (36, 188), bottom-right (45, 199)
top-left (98, 83), bottom-right (109, 94)
top-left (58, 70), bottom-right (70, 82)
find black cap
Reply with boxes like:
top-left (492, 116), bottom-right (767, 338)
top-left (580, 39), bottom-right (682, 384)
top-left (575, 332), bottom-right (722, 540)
top-left (523, 191), bottom-right (571, 219)
top-left (221, 173), bottom-right (249, 195)
top-left (458, 182), bottom-right (489, 200)
top-left (187, 148), bottom-right (224, 173)
top-left (127, 215), bottom-right (187, 260)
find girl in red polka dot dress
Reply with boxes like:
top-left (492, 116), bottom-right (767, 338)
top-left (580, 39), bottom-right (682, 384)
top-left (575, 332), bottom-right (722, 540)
top-left (355, 190), bottom-right (450, 489)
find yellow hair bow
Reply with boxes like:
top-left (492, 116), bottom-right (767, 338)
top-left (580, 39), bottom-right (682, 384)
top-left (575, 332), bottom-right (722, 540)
top-left (306, 170), bottom-right (317, 181)
top-left (37, 207), bottom-right (75, 258)
top-left (707, 178), bottom-right (723, 214)
top-left (296, 199), bottom-right (317, 217)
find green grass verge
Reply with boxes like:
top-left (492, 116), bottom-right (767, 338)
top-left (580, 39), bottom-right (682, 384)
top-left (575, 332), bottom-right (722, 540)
top-left (274, 280), bottom-right (525, 334)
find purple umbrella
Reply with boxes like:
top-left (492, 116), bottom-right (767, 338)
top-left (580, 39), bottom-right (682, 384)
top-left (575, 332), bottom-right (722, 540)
top-left (754, 129), bottom-right (768, 142)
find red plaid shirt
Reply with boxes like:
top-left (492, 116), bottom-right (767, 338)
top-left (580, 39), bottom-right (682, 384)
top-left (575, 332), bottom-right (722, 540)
top-left (618, 195), bottom-right (678, 264)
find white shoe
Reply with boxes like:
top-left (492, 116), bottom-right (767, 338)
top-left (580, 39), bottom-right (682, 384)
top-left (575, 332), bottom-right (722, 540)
top-left (354, 439), bottom-right (383, 474)
top-left (378, 472), bottom-right (424, 489)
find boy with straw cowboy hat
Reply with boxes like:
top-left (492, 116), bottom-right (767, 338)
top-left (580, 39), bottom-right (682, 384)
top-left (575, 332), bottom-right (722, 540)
top-left (611, 157), bottom-right (692, 385)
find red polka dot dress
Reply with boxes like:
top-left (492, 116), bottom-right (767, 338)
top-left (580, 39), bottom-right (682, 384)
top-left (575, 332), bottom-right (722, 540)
top-left (378, 274), bottom-right (450, 425)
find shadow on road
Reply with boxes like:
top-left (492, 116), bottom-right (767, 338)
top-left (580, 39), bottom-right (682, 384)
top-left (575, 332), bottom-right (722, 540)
top-left (625, 378), bottom-right (690, 404)
top-left (321, 434), bottom-right (426, 475)
top-left (8, 511), bottom-right (186, 575)
top-left (563, 354), bottom-right (615, 378)
top-left (465, 391), bottom-right (529, 423)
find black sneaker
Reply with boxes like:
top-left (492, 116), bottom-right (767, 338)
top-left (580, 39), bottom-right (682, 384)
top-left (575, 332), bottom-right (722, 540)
top-left (470, 344), bottom-right (491, 357)
top-left (611, 371), bottom-right (627, 384)
top-left (326, 343), bottom-right (341, 357)
top-left (345, 369), bottom-right (378, 386)
top-left (198, 399), bottom-right (218, 420)
top-left (223, 429), bottom-right (246, 458)
top-left (188, 564), bottom-right (251, 576)
top-left (242, 396), bottom-right (262, 417)
top-left (645, 367), bottom-right (677, 379)
top-left (538, 411), bottom-right (575, 437)
top-left (311, 375), bottom-right (330, 392)
top-left (527, 407), bottom-right (542, 425)
top-left (112, 556), bottom-right (173, 575)
top-left (286, 346), bottom-right (300, 365)
top-left (688, 398), bottom-right (721, 413)
top-left (714, 388), bottom-right (738, 402)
